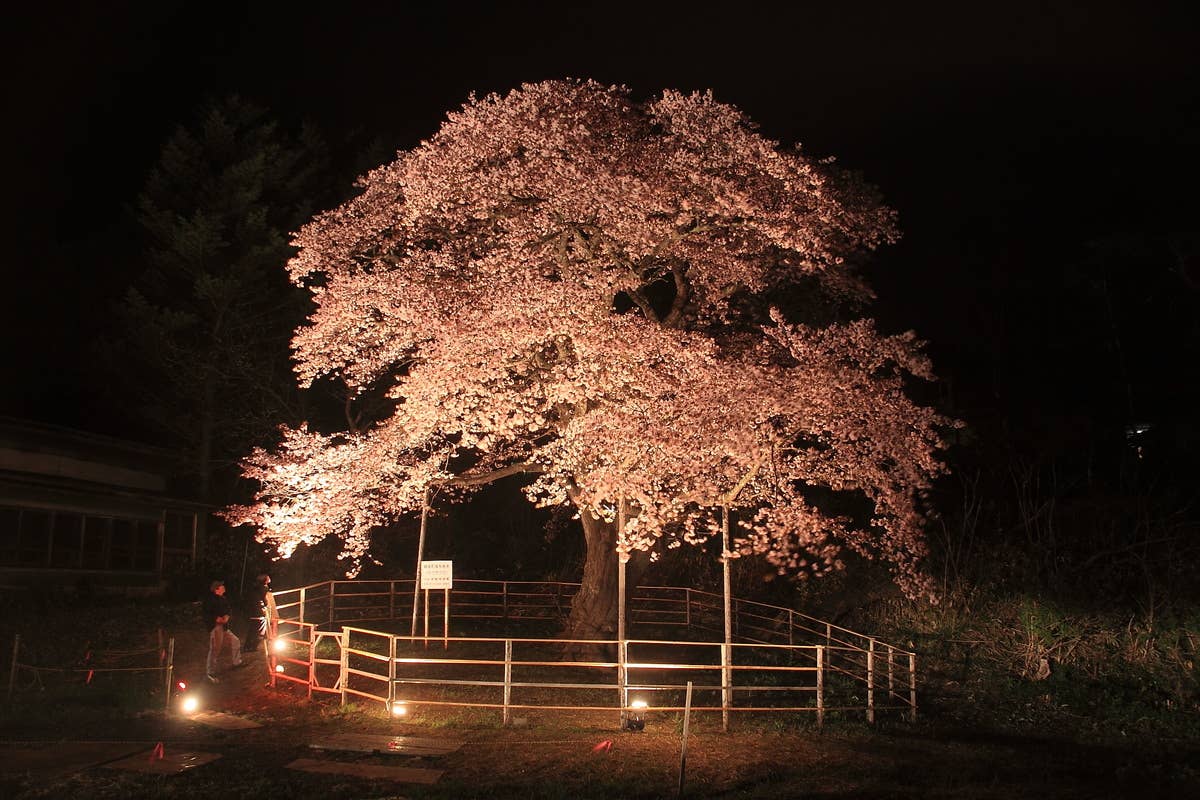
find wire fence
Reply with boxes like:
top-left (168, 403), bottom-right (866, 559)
top-left (6, 631), bottom-right (177, 714)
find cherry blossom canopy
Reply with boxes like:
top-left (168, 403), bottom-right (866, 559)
top-left (227, 80), bottom-right (954, 599)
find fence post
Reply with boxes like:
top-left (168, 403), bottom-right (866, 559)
top-left (340, 629), bottom-right (349, 707)
top-left (908, 651), bottom-right (918, 722)
top-left (307, 627), bottom-right (315, 700)
top-left (389, 581), bottom-right (395, 621)
top-left (618, 639), bottom-right (628, 729)
top-left (503, 639), bottom-right (512, 726)
top-left (300, 587), bottom-right (307, 624)
top-left (8, 634), bottom-right (19, 701)
top-left (866, 638), bottom-right (875, 724)
top-left (678, 680), bottom-right (693, 799)
top-left (387, 634), bottom-right (396, 712)
top-left (816, 645), bottom-right (824, 728)
top-left (887, 644), bottom-right (895, 701)
top-left (684, 588), bottom-right (691, 629)
top-left (721, 640), bottom-right (731, 733)
top-left (502, 582), bottom-right (508, 621)
top-left (328, 582), bottom-right (335, 627)
top-left (164, 637), bottom-right (175, 715)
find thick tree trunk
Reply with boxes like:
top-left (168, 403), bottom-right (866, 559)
top-left (565, 510), bottom-right (619, 642)
top-left (562, 505), bottom-right (650, 659)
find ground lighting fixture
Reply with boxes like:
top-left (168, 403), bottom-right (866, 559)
top-left (176, 680), bottom-right (200, 714)
top-left (273, 639), bottom-right (287, 653)
top-left (624, 698), bottom-right (648, 731)
top-left (391, 700), bottom-right (409, 717)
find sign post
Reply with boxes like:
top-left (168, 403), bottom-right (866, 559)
top-left (420, 560), bottom-right (453, 649)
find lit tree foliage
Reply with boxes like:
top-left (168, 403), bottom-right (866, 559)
top-left (227, 80), bottom-right (955, 635)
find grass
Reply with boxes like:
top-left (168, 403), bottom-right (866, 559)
top-left (2, 597), bottom-right (1199, 798)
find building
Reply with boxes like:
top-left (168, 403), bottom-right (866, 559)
top-left (0, 416), bottom-right (206, 595)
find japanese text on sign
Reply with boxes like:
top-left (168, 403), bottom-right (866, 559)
top-left (420, 560), bottom-right (453, 589)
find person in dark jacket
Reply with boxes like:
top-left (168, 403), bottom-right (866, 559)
top-left (202, 580), bottom-right (243, 681)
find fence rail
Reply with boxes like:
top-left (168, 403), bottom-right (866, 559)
top-left (267, 579), bottom-right (915, 728)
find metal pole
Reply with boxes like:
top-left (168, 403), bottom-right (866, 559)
top-left (340, 629), bottom-right (349, 707)
top-left (867, 638), bottom-right (876, 724)
top-left (389, 580), bottom-right (395, 621)
top-left (328, 581), bottom-right (335, 627)
top-left (721, 505), bottom-right (732, 733)
top-left (816, 645), bottom-right (824, 728)
top-left (238, 536), bottom-right (249, 596)
top-left (887, 644), bottom-right (895, 701)
top-left (909, 652), bottom-right (918, 721)
top-left (503, 639), bottom-right (512, 726)
top-left (443, 588), bottom-right (449, 650)
top-left (8, 634), bottom-right (19, 701)
top-left (164, 638), bottom-right (175, 715)
top-left (677, 680), bottom-right (693, 799)
top-left (387, 634), bottom-right (396, 710)
top-left (411, 490), bottom-right (430, 637)
top-left (617, 498), bottom-right (627, 728)
top-left (307, 627), bottom-right (315, 700)
top-left (300, 587), bottom-right (307, 624)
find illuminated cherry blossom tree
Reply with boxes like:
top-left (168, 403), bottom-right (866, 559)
top-left (226, 80), bottom-right (955, 638)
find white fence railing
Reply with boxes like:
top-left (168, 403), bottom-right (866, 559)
top-left (268, 579), bottom-right (916, 728)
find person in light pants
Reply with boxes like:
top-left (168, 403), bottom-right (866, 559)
top-left (202, 580), bottom-right (243, 681)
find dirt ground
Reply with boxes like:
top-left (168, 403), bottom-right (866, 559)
top-left (2, 625), bottom-right (1198, 799)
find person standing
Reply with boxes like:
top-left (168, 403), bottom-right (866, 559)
top-left (202, 580), bottom-right (243, 681)
top-left (243, 573), bottom-right (278, 653)
top-left (256, 574), bottom-right (281, 683)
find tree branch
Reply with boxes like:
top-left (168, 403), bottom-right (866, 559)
top-left (440, 462), bottom-right (545, 487)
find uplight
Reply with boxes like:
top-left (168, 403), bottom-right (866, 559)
top-left (181, 695), bottom-right (199, 714)
top-left (273, 639), bottom-right (287, 653)
top-left (391, 700), bottom-right (409, 717)
top-left (275, 664), bottom-right (285, 673)
top-left (624, 698), bottom-right (648, 732)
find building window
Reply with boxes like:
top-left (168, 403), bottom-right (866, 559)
top-left (82, 516), bottom-right (111, 569)
top-left (51, 512), bottom-right (84, 568)
top-left (19, 510), bottom-right (51, 566)
top-left (0, 505), bottom-right (171, 573)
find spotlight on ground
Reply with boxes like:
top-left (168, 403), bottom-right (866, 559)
top-left (175, 680), bottom-right (200, 715)
top-left (623, 698), bottom-right (647, 731)
top-left (272, 639), bottom-right (287, 654)
top-left (391, 700), bottom-right (409, 717)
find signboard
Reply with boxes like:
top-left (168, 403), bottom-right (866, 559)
top-left (420, 560), bottom-right (453, 590)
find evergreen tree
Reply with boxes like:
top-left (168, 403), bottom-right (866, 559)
top-left (108, 96), bottom-right (329, 503)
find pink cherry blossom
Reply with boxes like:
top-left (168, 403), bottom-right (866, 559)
top-left (225, 80), bottom-right (956, 602)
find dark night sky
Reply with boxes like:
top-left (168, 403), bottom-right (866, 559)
top-left (2, 1), bottom-right (1198, 449)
